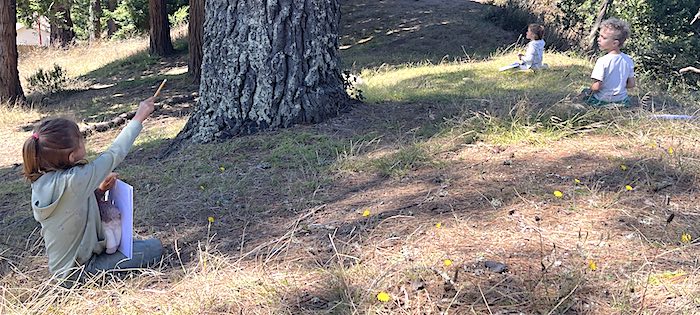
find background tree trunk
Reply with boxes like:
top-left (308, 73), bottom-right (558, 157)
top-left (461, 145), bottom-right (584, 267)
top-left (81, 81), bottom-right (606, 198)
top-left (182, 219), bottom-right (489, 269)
top-left (177, 0), bottom-right (350, 143)
top-left (187, 0), bottom-right (204, 81)
top-left (89, 0), bottom-right (102, 41)
top-left (50, 0), bottom-right (75, 47)
top-left (585, 0), bottom-right (613, 51)
top-left (107, 0), bottom-right (118, 37)
top-left (0, 0), bottom-right (25, 103)
top-left (149, 0), bottom-right (173, 56)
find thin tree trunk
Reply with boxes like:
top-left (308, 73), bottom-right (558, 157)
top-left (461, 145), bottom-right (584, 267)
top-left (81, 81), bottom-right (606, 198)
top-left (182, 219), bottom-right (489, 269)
top-left (586, 0), bottom-right (613, 51)
top-left (0, 0), bottom-right (25, 103)
top-left (176, 0), bottom-right (351, 144)
top-left (107, 0), bottom-right (118, 37)
top-left (50, 0), bottom-right (75, 47)
top-left (149, 0), bottom-right (173, 56)
top-left (188, 0), bottom-right (204, 81)
top-left (89, 0), bottom-right (102, 41)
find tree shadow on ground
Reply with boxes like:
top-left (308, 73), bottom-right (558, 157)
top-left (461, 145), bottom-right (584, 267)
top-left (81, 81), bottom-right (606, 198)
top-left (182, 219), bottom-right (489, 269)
top-left (339, 0), bottom-right (520, 69)
top-left (2, 101), bottom-right (700, 313)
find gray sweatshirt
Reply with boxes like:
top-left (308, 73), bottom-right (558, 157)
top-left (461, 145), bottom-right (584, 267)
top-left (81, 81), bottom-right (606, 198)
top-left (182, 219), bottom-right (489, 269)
top-left (31, 120), bottom-right (143, 279)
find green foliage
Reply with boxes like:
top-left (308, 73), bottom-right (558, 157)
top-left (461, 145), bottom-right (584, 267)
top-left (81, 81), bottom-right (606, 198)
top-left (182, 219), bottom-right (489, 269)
top-left (70, 0), bottom-right (91, 40)
top-left (111, 0), bottom-right (150, 38)
top-left (498, 0), bottom-right (700, 86)
top-left (169, 5), bottom-right (189, 26)
top-left (610, 0), bottom-right (700, 86)
top-left (341, 70), bottom-right (365, 101)
top-left (27, 64), bottom-right (68, 95)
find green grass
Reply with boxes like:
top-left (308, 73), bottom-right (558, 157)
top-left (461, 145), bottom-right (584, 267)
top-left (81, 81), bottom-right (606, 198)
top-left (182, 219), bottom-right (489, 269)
top-left (7, 7), bottom-right (700, 314)
top-left (359, 52), bottom-right (591, 104)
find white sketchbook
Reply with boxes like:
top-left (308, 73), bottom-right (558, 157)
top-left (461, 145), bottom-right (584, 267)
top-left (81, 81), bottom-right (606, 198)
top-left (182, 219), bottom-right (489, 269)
top-left (107, 180), bottom-right (133, 259)
top-left (499, 62), bottom-right (522, 71)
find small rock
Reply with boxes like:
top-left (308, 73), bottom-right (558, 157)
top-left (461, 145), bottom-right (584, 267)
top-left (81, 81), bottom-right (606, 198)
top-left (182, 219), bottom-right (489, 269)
top-left (411, 280), bottom-right (425, 291)
top-left (484, 260), bottom-right (508, 273)
top-left (256, 162), bottom-right (271, 169)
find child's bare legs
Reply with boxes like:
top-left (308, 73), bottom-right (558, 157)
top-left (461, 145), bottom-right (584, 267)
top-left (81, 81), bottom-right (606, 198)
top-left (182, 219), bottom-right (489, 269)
top-left (85, 238), bottom-right (163, 273)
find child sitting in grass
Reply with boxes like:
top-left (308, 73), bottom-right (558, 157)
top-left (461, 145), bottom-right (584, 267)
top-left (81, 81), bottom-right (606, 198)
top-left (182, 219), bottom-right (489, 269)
top-left (23, 97), bottom-right (162, 286)
top-left (583, 18), bottom-right (635, 107)
top-left (499, 23), bottom-right (547, 71)
top-left (518, 23), bottom-right (546, 70)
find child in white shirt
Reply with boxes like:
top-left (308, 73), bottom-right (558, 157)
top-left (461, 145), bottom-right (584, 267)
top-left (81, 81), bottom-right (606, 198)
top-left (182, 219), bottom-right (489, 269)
top-left (518, 24), bottom-right (546, 70)
top-left (586, 18), bottom-right (635, 107)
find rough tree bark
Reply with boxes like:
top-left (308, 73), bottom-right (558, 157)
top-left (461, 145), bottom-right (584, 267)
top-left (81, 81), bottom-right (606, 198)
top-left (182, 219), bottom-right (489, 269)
top-left (0, 0), bottom-right (25, 103)
top-left (149, 0), bottom-right (173, 56)
top-left (107, 0), bottom-right (118, 37)
top-left (89, 0), bottom-right (102, 41)
top-left (187, 0), bottom-right (204, 81)
top-left (176, 0), bottom-right (351, 143)
top-left (50, 0), bottom-right (75, 47)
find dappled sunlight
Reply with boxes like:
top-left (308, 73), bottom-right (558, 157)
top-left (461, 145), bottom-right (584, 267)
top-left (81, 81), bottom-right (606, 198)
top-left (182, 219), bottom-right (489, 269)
top-left (3, 0), bottom-right (700, 313)
top-left (339, 0), bottom-right (518, 68)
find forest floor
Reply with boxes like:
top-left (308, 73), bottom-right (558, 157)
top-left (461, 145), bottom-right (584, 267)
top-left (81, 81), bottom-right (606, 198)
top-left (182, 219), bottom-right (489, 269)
top-left (2, 0), bottom-right (700, 314)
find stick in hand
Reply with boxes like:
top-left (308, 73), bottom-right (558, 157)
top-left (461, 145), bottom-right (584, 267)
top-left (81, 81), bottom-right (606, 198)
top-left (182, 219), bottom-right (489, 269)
top-left (153, 79), bottom-right (167, 98)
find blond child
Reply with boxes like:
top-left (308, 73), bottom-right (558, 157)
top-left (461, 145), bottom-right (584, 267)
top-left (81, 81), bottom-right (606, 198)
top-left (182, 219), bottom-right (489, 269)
top-left (585, 18), bottom-right (635, 107)
top-left (23, 97), bottom-right (162, 284)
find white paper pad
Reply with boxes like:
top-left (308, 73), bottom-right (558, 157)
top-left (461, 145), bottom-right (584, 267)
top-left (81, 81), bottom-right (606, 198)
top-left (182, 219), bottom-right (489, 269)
top-left (499, 62), bottom-right (521, 71)
top-left (108, 180), bottom-right (133, 259)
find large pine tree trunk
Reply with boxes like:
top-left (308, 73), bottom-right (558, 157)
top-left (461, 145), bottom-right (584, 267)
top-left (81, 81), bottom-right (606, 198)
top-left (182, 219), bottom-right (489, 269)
top-left (149, 0), bottom-right (173, 56)
top-left (187, 0), bottom-right (204, 81)
top-left (107, 0), bottom-right (118, 37)
top-left (50, 0), bottom-right (75, 47)
top-left (0, 0), bottom-right (25, 103)
top-left (89, 0), bottom-right (102, 41)
top-left (177, 0), bottom-right (350, 143)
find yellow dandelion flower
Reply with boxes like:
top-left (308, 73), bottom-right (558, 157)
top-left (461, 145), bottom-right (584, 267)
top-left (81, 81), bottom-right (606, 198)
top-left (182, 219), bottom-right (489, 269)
top-left (376, 291), bottom-right (391, 302)
top-left (219, 166), bottom-right (226, 172)
top-left (435, 222), bottom-right (442, 229)
top-left (362, 209), bottom-right (371, 217)
top-left (668, 147), bottom-right (674, 155)
top-left (588, 259), bottom-right (597, 271)
top-left (681, 232), bottom-right (692, 244)
top-left (625, 185), bottom-right (633, 191)
top-left (574, 178), bottom-right (581, 184)
top-left (443, 259), bottom-right (453, 267)
top-left (208, 216), bottom-right (215, 223)
top-left (620, 164), bottom-right (628, 171)
top-left (553, 190), bottom-right (563, 198)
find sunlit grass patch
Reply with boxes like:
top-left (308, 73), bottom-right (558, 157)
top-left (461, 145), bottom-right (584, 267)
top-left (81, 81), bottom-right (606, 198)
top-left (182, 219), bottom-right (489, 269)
top-left (0, 246), bottom-right (302, 314)
top-left (359, 52), bottom-right (592, 105)
top-left (18, 38), bottom-right (150, 84)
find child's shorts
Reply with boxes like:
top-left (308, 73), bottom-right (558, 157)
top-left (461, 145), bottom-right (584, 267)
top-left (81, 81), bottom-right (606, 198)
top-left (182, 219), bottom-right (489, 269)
top-left (583, 92), bottom-right (631, 108)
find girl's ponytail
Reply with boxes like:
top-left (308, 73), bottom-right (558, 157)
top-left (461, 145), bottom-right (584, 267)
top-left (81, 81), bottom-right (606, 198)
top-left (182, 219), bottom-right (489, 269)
top-left (22, 133), bottom-right (43, 182)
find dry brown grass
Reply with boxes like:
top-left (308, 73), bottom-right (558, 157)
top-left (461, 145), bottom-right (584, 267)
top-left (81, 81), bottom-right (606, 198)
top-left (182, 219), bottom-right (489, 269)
top-left (17, 38), bottom-right (148, 86)
top-left (2, 1), bottom-right (700, 314)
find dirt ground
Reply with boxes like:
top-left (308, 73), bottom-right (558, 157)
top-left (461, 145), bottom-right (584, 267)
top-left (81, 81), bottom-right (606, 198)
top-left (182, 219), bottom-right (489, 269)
top-left (2, 0), bottom-right (699, 314)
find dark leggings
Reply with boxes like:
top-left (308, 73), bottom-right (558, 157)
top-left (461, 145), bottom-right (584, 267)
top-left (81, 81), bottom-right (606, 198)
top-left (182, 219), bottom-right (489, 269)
top-left (85, 238), bottom-right (163, 274)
